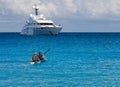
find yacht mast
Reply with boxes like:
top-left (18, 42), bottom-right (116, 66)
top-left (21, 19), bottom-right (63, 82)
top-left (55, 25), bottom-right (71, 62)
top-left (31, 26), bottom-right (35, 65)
top-left (33, 4), bottom-right (39, 15)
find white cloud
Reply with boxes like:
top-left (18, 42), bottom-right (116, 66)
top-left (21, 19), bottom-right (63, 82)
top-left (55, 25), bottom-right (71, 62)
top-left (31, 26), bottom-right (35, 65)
top-left (78, 0), bottom-right (120, 19)
top-left (1, 0), bottom-right (120, 19)
top-left (40, 3), bottom-right (58, 17)
top-left (0, 0), bottom-right (40, 15)
top-left (64, 0), bottom-right (77, 13)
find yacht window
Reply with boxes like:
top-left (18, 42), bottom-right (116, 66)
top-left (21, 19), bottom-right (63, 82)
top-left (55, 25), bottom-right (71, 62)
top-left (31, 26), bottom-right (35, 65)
top-left (40, 23), bottom-right (53, 25)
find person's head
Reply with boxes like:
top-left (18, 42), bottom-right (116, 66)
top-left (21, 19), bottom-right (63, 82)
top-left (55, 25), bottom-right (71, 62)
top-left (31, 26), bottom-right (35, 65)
top-left (34, 52), bottom-right (37, 55)
top-left (38, 52), bottom-right (42, 54)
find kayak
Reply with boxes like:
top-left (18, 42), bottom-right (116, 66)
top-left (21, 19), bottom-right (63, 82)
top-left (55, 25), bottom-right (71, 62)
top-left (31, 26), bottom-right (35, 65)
top-left (30, 61), bottom-right (41, 65)
top-left (30, 57), bottom-right (47, 65)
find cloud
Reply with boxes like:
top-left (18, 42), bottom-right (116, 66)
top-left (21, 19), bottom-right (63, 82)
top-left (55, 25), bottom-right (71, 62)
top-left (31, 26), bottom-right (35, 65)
top-left (78, 0), bottom-right (120, 19)
top-left (1, 0), bottom-right (120, 20)
top-left (64, 0), bottom-right (77, 13)
top-left (0, 0), bottom-right (40, 15)
top-left (40, 3), bottom-right (58, 17)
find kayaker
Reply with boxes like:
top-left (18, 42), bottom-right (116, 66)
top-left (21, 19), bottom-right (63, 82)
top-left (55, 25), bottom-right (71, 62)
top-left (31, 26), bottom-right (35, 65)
top-left (32, 52), bottom-right (39, 62)
top-left (38, 52), bottom-right (45, 61)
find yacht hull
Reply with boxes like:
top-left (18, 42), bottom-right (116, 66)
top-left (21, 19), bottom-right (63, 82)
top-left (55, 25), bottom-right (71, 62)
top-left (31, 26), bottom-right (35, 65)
top-left (21, 27), bottom-right (62, 35)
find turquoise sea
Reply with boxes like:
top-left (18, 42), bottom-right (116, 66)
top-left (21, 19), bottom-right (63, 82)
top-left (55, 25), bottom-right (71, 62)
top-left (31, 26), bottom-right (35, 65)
top-left (0, 33), bottom-right (120, 87)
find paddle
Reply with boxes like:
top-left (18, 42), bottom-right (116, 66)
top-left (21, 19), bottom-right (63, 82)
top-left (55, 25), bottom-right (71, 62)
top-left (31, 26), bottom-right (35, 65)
top-left (44, 49), bottom-right (50, 54)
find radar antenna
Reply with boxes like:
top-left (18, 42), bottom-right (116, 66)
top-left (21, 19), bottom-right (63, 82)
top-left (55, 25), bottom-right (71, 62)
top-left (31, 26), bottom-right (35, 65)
top-left (33, 4), bottom-right (39, 15)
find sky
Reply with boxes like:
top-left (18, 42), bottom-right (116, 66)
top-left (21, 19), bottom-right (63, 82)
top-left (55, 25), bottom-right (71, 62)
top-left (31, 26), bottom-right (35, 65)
top-left (0, 0), bottom-right (120, 32)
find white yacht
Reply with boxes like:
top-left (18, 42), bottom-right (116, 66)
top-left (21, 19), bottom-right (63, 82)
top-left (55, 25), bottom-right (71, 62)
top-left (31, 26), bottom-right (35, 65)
top-left (21, 5), bottom-right (62, 35)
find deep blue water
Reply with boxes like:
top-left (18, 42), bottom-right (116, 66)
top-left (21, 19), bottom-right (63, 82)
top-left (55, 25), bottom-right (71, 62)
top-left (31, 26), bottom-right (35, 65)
top-left (1, 33), bottom-right (120, 86)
